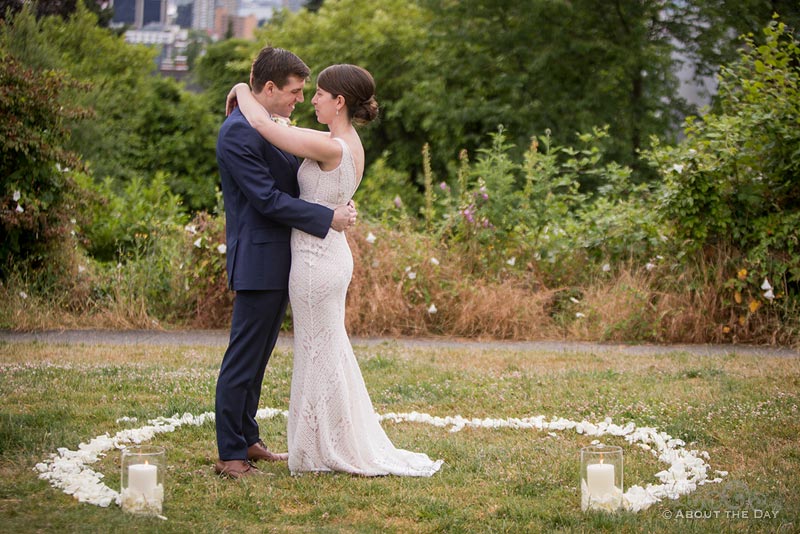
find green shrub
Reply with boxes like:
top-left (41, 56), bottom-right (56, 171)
top-left (0, 50), bottom-right (90, 279)
top-left (644, 18), bottom-right (800, 336)
top-left (425, 126), bottom-right (660, 285)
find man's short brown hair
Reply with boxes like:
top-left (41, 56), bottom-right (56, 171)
top-left (251, 47), bottom-right (310, 92)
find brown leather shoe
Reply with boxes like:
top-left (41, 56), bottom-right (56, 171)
top-left (247, 439), bottom-right (289, 462)
top-left (214, 459), bottom-right (261, 479)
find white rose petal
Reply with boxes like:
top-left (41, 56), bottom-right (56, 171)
top-left (16, 205), bottom-right (24, 213)
top-left (575, 312), bottom-right (586, 318)
top-left (365, 232), bottom-right (377, 244)
top-left (430, 257), bottom-right (440, 265)
top-left (763, 289), bottom-right (774, 300)
top-left (217, 244), bottom-right (227, 254)
top-left (34, 399), bottom-right (724, 512)
top-left (761, 278), bottom-right (772, 291)
top-left (569, 297), bottom-right (580, 304)
top-left (13, 190), bottom-right (21, 201)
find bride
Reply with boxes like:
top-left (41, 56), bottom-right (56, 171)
top-left (227, 64), bottom-right (443, 477)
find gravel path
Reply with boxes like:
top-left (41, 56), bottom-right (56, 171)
top-left (1, 329), bottom-right (797, 357)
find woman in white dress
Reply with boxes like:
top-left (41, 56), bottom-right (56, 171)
top-left (228, 64), bottom-right (443, 477)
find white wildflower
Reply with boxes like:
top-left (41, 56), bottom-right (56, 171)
top-left (602, 263), bottom-right (611, 272)
top-left (569, 297), bottom-right (580, 304)
top-left (365, 232), bottom-right (377, 244)
top-left (193, 238), bottom-right (202, 248)
top-left (13, 190), bottom-right (21, 201)
top-left (670, 164), bottom-right (683, 174)
top-left (646, 262), bottom-right (655, 271)
top-left (217, 244), bottom-right (227, 254)
top-left (407, 271), bottom-right (417, 280)
top-left (763, 289), bottom-right (774, 300)
top-left (19, 291), bottom-right (28, 299)
top-left (576, 312), bottom-right (586, 318)
top-left (16, 205), bottom-right (24, 213)
top-left (506, 257), bottom-right (516, 266)
top-left (184, 224), bottom-right (197, 235)
top-left (430, 257), bottom-right (440, 265)
top-left (761, 278), bottom-right (772, 291)
top-left (78, 265), bottom-right (86, 273)
top-left (427, 304), bottom-right (437, 314)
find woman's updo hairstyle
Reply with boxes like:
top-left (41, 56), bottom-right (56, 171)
top-left (317, 64), bottom-right (378, 126)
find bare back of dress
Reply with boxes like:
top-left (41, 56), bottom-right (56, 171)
top-left (288, 137), bottom-right (443, 476)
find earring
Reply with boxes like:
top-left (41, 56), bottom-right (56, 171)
top-left (336, 109), bottom-right (340, 116)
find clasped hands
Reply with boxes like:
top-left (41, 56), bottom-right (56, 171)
top-left (331, 200), bottom-right (357, 232)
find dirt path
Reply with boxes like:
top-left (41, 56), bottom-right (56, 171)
top-left (1, 329), bottom-right (797, 357)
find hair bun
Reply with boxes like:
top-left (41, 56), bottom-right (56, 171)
top-left (353, 95), bottom-right (379, 125)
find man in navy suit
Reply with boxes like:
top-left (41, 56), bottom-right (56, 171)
top-left (214, 47), bottom-right (355, 478)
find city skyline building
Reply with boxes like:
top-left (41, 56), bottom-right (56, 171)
top-left (111, 0), bottom-right (166, 28)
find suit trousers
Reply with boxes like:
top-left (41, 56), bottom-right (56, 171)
top-left (215, 289), bottom-right (289, 460)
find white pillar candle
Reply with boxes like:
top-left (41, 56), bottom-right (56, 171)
top-left (128, 462), bottom-right (158, 498)
top-left (586, 461), bottom-right (615, 498)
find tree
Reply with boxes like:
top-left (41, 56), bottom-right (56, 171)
top-left (645, 18), bottom-right (800, 320)
top-left (0, 0), bottom-right (113, 26)
top-left (252, 0), bottom-right (431, 181)
top-left (2, 2), bottom-right (220, 210)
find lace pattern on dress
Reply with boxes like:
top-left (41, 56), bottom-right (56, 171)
top-left (287, 138), bottom-right (443, 477)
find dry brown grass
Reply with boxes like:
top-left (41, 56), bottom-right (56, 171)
top-left (2, 223), bottom-right (797, 347)
top-left (345, 224), bottom-right (562, 339)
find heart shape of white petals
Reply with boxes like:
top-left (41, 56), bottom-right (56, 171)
top-left (34, 408), bottom-right (725, 513)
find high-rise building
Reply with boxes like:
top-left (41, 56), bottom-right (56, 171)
top-left (215, 7), bottom-right (257, 40)
top-left (111, 0), bottom-right (136, 25)
top-left (111, 0), bottom-right (165, 28)
top-left (218, 0), bottom-right (240, 16)
top-left (142, 0), bottom-right (166, 26)
top-left (193, 0), bottom-right (216, 33)
top-left (176, 2), bottom-right (193, 29)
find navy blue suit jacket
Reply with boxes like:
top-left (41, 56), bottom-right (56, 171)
top-left (217, 108), bottom-right (333, 290)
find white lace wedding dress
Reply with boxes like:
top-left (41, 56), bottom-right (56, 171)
top-left (287, 137), bottom-right (443, 477)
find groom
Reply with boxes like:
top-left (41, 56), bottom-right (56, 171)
top-left (214, 46), bottom-right (356, 479)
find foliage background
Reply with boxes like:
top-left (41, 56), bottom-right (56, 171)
top-left (0, 1), bottom-right (798, 345)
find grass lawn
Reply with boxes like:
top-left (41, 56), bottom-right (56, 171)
top-left (0, 339), bottom-right (798, 533)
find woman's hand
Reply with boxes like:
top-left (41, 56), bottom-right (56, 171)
top-left (225, 83), bottom-right (249, 116)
